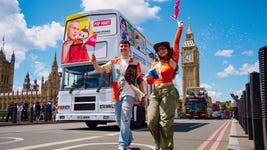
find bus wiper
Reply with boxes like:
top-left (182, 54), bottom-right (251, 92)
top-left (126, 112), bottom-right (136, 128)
top-left (69, 87), bottom-right (74, 94)
top-left (96, 82), bottom-right (104, 92)
top-left (83, 73), bottom-right (87, 89)
top-left (96, 78), bottom-right (104, 93)
top-left (96, 74), bottom-right (108, 93)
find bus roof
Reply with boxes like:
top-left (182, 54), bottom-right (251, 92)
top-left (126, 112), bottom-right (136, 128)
top-left (66, 9), bottom-right (121, 22)
top-left (65, 9), bottom-right (154, 49)
top-left (186, 87), bottom-right (208, 97)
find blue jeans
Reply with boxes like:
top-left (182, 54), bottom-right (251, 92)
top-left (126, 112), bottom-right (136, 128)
top-left (115, 95), bottom-right (134, 148)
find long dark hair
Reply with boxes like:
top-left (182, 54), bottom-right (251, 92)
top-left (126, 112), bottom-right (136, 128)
top-left (157, 47), bottom-right (173, 62)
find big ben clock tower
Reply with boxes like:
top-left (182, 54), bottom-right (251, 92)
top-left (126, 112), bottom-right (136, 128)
top-left (181, 18), bottom-right (200, 111)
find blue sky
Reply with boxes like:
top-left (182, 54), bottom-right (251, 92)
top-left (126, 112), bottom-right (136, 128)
top-left (0, 0), bottom-right (266, 102)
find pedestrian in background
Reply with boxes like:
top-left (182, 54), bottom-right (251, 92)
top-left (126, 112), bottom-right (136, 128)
top-left (17, 102), bottom-right (23, 121)
top-left (5, 102), bottom-right (15, 122)
top-left (52, 102), bottom-right (58, 122)
top-left (230, 93), bottom-right (239, 120)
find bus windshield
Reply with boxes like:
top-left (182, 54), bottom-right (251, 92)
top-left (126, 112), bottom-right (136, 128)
top-left (186, 98), bottom-right (206, 113)
top-left (61, 65), bottom-right (112, 90)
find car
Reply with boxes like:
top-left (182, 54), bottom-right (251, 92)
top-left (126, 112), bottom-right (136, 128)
top-left (212, 111), bottom-right (221, 119)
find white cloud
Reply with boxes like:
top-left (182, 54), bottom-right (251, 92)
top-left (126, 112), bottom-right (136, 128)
top-left (29, 54), bottom-right (50, 80)
top-left (216, 64), bottom-right (238, 78)
top-left (216, 61), bottom-right (259, 78)
top-left (200, 83), bottom-right (212, 90)
top-left (81, 0), bottom-right (161, 24)
top-left (151, 0), bottom-right (169, 2)
top-left (200, 83), bottom-right (223, 101)
top-left (215, 50), bottom-right (233, 57)
top-left (241, 50), bottom-right (253, 56)
top-left (0, 0), bottom-right (64, 70)
top-left (33, 61), bottom-right (50, 80)
top-left (208, 90), bottom-right (223, 101)
top-left (0, 0), bottom-right (20, 18)
top-left (239, 61), bottom-right (259, 75)
top-left (26, 21), bottom-right (63, 50)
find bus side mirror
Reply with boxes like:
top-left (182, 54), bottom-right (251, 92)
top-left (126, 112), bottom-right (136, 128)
top-left (59, 72), bottom-right (62, 77)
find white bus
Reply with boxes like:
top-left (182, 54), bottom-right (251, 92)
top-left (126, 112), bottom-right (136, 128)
top-left (56, 9), bottom-right (154, 128)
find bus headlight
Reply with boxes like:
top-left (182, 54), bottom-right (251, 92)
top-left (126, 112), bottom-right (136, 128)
top-left (59, 105), bottom-right (70, 110)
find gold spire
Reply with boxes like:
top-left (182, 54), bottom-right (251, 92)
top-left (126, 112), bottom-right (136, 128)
top-left (187, 16), bottom-right (193, 34)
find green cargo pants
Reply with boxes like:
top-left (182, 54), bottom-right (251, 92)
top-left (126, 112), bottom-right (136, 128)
top-left (147, 84), bottom-right (179, 150)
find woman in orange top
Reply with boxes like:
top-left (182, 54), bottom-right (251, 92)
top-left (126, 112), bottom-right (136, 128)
top-left (146, 20), bottom-right (183, 150)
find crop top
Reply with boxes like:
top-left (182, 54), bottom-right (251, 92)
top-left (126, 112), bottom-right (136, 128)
top-left (147, 26), bottom-right (183, 85)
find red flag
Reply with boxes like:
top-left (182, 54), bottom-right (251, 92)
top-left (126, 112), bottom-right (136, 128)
top-left (171, 0), bottom-right (181, 20)
top-left (82, 33), bottom-right (97, 48)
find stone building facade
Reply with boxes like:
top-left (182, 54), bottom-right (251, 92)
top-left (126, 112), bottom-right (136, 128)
top-left (0, 52), bottom-right (60, 110)
top-left (0, 47), bottom-right (15, 93)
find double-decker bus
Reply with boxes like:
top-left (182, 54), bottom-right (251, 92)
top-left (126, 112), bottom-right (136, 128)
top-left (56, 9), bottom-right (154, 128)
top-left (185, 87), bottom-right (209, 119)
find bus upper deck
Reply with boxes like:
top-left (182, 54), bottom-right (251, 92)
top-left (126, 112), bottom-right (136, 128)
top-left (61, 9), bottom-right (153, 71)
top-left (56, 9), bottom-right (154, 128)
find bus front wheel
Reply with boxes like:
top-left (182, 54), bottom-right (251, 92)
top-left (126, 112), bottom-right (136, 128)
top-left (85, 121), bottom-right (98, 129)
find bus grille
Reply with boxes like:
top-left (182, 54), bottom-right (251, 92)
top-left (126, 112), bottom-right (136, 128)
top-left (74, 96), bottom-right (96, 111)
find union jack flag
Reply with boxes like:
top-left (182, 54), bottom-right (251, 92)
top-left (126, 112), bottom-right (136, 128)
top-left (83, 33), bottom-right (97, 48)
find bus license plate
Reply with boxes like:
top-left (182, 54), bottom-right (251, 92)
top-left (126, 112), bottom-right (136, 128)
top-left (77, 116), bottom-right (90, 119)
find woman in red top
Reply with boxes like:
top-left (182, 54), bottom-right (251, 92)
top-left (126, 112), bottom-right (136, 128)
top-left (146, 20), bottom-right (183, 150)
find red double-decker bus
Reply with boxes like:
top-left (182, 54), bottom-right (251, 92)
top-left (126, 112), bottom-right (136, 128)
top-left (185, 87), bottom-right (209, 119)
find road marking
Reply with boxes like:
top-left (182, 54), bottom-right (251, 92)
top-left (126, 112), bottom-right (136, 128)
top-left (6, 131), bottom-right (154, 150)
top-left (7, 135), bottom-right (108, 150)
top-left (196, 120), bottom-right (229, 150)
top-left (55, 142), bottom-right (155, 150)
top-left (0, 137), bottom-right (24, 145)
top-left (228, 119), bottom-right (240, 150)
top-left (210, 120), bottom-right (231, 149)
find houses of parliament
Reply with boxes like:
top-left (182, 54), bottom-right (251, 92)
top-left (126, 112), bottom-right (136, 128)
top-left (0, 41), bottom-right (60, 110)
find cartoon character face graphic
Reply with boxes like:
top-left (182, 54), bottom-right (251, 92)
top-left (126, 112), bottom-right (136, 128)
top-left (77, 28), bottom-right (89, 41)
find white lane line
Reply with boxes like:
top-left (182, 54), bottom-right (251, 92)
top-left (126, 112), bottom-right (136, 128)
top-left (0, 137), bottom-right (24, 145)
top-left (228, 119), bottom-right (240, 150)
top-left (8, 133), bottom-right (118, 150)
top-left (55, 142), bottom-right (155, 150)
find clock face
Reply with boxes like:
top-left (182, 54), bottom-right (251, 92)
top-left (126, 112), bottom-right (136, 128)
top-left (185, 53), bottom-right (192, 62)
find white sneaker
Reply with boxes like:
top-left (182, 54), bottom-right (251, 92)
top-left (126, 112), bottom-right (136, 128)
top-left (118, 146), bottom-right (126, 150)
